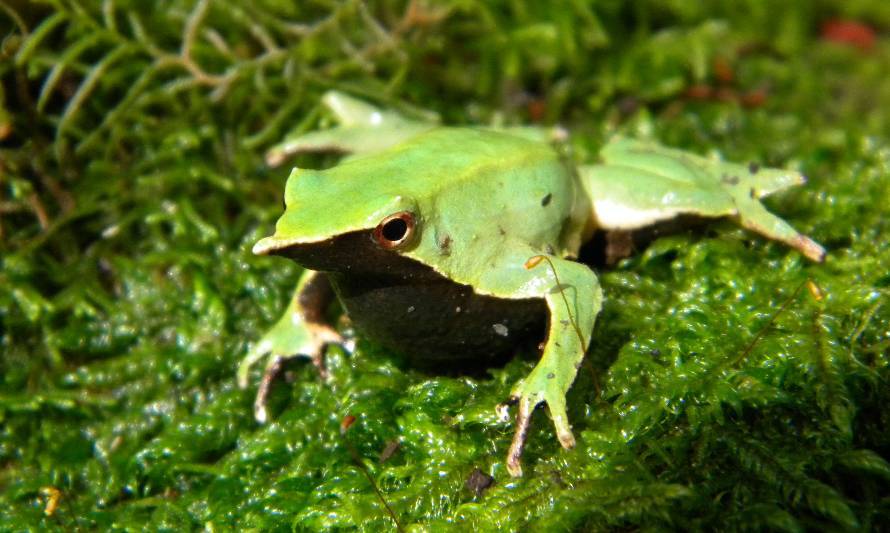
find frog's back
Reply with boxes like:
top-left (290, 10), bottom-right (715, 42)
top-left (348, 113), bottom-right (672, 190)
top-left (333, 127), bottom-right (560, 195)
top-left (384, 128), bottom-right (588, 286)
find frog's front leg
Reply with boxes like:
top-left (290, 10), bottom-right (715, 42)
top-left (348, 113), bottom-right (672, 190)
top-left (478, 246), bottom-right (603, 477)
top-left (238, 270), bottom-right (342, 423)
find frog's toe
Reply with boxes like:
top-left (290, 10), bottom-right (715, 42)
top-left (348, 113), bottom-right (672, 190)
top-left (301, 323), bottom-right (345, 380)
top-left (253, 354), bottom-right (285, 424)
top-left (793, 234), bottom-right (826, 263)
top-left (341, 336), bottom-right (357, 354)
top-left (237, 339), bottom-right (274, 390)
top-left (502, 378), bottom-right (577, 477)
top-left (505, 395), bottom-right (533, 477)
top-left (545, 392), bottom-right (576, 449)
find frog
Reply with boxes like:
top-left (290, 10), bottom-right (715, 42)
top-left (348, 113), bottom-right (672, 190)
top-left (239, 91), bottom-right (825, 477)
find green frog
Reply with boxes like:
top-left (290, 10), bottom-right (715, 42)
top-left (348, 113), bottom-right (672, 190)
top-left (239, 92), bottom-right (824, 476)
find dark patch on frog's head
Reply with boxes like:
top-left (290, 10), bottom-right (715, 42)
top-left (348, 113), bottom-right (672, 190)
top-left (271, 229), bottom-right (548, 373)
top-left (271, 229), bottom-right (435, 279)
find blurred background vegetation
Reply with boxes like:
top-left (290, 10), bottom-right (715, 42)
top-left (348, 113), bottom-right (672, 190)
top-left (1, 0), bottom-right (889, 530)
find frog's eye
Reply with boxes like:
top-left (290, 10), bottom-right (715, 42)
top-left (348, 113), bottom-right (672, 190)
top-left (372, 211), bottom-right (417, 250)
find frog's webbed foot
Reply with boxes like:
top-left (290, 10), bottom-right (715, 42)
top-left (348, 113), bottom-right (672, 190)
top-left (239, 319), bottom-right (343, 423)
top-left (238, 271), bottom-right (342, 423)
top-left (497, 365), bottom-right (580, 477)
top-left (265, 91), bottom-right (437, 166)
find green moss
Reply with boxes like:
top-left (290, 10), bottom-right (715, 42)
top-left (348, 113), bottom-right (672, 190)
top-left (1, 1), bottom-right (889, 530)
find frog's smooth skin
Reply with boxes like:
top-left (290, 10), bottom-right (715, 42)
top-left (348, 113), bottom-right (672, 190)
top-left (240, 92), bottom-right (825, 477)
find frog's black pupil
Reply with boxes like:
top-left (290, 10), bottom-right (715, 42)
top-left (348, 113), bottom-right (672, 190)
top-left (382, 218), bottom-right (408, 242)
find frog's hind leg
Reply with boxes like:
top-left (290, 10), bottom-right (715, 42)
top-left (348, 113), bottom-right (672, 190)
top-left (238, 270), bottom-right (343, 423)
top-left (579, 137), bottom-right (825, 261)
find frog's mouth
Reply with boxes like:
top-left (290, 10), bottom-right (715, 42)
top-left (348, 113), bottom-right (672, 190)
top-left (262, 229), bottom-right (436, 281)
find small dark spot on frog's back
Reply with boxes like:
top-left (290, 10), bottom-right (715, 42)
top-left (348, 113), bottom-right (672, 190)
top-left (438, 234), bottom-right (452, 255)
top-left (748, 162), bottom-right (760, 174)
top-left (541, 193), bottom-right (552, 207)
top-left (721, 174), bottom-right (740, 186)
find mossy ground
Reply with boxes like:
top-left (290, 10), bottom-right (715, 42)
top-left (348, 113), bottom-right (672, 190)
top-left (1, 1), bottom-right (889, 531)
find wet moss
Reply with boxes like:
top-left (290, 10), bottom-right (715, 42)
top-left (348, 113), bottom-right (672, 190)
top-left (1, 1), bottom-right (889, 530)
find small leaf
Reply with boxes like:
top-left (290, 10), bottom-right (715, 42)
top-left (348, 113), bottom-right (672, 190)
top-left (838, 449), bottom-right (890, 481)
top-left (802, 480), bottom-right (859, 530)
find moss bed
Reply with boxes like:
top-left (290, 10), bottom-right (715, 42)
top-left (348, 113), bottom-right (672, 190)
top-left (1, 1), bottom-right (889, 530)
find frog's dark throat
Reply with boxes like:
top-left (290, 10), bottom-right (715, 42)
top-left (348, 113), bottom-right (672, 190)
top-left (274, 230), bottom-right (547, 369)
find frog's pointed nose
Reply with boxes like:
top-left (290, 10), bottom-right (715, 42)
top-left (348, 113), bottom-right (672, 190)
top-left (252, 236), bottom-right (283, 255)
top-left (251, 233), bottom-right (329, 256)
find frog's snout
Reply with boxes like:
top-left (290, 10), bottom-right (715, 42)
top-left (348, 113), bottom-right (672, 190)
top-left (262, 236), bottom-right (347, 271)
